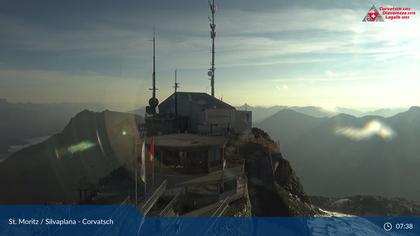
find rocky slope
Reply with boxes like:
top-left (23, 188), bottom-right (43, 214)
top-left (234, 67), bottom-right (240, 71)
top-left (226, 128), bottom-right (320, 216)
top-left (311, 195), bottom-right (420, 216)
top-left (0, 110), bottom-right (142, 203)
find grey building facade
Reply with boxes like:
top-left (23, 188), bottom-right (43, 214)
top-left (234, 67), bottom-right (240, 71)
top-left (157, 92), bottom-right (252, 135)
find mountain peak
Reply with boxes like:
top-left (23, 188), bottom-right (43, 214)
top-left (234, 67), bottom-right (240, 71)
top-left (276, 108), bottom-right (309, 116)
top-left (73, 109), bottom-right (97, 118)
top-left (331, 113), bottom-right (356, 120)
top-left (408, 106), bottom-right (420, 112)
top-left (237, 103), bottom-right (254, 109)
top-left (80, 108), bottom-right (94, 113)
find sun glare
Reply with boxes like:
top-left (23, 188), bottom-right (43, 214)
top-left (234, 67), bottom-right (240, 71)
top-left (335, 120), bottom-right (395, 141)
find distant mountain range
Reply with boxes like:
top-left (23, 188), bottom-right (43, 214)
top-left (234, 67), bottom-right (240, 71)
top-left (0, 99), bottom-right (106, 158)
top-left (255, 106), bottom-right (420, 201)
top-left (0, 99), bottom-right (148, 161)
top-left (237, 104), bottom-right (407, 122)
top-left (0, 109), bottom-right (142, 203)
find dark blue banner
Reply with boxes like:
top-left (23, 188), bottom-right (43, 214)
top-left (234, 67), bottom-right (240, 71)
top-left (0, 205), bottom-right (419, 235)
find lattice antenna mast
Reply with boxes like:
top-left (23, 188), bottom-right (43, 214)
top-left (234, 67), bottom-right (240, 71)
top-left (174, 69), bottom-right (180, 116)
top-left (151, 31), bottom-right (157, 99)
top-left (147, 31), bottom-right (159, 115)
top-left (174, 69), bottom-right (179, 93)
top-left (208, 0), bottom-right (216, 97)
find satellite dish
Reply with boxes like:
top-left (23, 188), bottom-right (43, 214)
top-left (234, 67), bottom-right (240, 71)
top-left (148, 97), bottom-right (159, 107)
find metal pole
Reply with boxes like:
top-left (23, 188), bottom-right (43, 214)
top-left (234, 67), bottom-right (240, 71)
top-left (151, 137), bottom-right (155, 190)
top-left (211, 0), bottom-right (215, 97)
top-left (174, 69), bottom-right (178, 116)
top-left (134, 139), bottom-right (138, 204)
top-left (144, 136), bottom-right (147, 197)
top-left (148, 31), bottom-right (158, 116)
top-left (152, 31), bottom-right (156, 99)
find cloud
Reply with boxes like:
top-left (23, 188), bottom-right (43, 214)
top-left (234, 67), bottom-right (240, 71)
top-left (275, 84), bottom-right (289, 91)
top-left (1, 3), bottom-right (420, 107)
top-left (0, 69), bottom-right (151, 110)
top-left (2, 6), bottom-right (419, 72)
top-left (325, 70), bottom-right (335, 77)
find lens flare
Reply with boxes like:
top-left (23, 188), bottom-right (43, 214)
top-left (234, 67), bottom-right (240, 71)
top-left (67, 141), bottom-right (96, 154)
top-left (96, 128), bottom-right (105, 154)
top-left (334, 120), bottom-right (395, 141)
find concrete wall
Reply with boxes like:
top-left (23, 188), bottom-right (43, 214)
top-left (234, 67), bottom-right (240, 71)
top-left (198, 109), bottom-right (252, 135)
top-left (160, 95), bottom-right (205, 133)
top-left (232, 110), bottom-right (252, 133)
top-left (159, 93), bottom-right (236, 134)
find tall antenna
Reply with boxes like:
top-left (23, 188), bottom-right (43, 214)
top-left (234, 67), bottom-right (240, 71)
top-left (147, 31), bottom-right (159, 115)
top-left (174, 69), bottom-right (179, 92)
top-left (152, 31), bottom-right (156, 98)
top-left (174, 69), bottom-right (179, 116)
top-left (208, 0), bottom-right (216, 97)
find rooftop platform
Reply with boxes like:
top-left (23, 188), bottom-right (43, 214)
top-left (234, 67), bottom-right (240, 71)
top-left (147, 134), bottom-right (227, 148)
top-left (176, 165), bottom-right (243, 187)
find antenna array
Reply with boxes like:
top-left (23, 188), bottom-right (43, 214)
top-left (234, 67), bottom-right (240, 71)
top-left (208, 0), bottom-right (216, 97)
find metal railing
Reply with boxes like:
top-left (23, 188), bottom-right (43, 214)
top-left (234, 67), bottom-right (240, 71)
top-left (159, 191), bottom-right (181, 216)
top-left (140, 179), bottom-right (167, 215)
top-left (211, 196), bottom-right (230, 217)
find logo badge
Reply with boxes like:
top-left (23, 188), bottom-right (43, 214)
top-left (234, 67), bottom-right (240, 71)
top-left (363, 5), bottom-right (384, 22)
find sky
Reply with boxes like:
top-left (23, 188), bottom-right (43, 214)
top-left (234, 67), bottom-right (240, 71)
top-left (0, 0), bottom-right (420, 111)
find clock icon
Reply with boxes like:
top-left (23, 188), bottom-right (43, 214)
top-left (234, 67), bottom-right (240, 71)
top-left (383, 222), bottom-right (393, 231)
